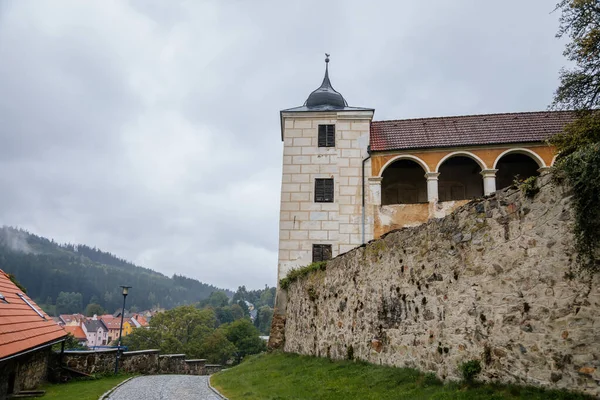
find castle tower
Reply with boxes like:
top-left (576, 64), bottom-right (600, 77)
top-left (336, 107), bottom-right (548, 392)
top-left (276, 56), bottom-right (375, 282)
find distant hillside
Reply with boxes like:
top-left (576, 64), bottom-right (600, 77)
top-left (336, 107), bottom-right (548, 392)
top-left (0, 226), bottom-right (232, 314)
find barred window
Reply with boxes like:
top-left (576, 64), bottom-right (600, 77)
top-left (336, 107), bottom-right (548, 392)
top-left (315, 178), bottom-right (334, 202)
top-left (312, 244), bottom-right (332, 262)
top-left (318, 124), bottom-right (335, 147)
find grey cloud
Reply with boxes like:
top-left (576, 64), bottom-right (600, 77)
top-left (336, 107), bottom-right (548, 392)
top-left (0, 0), bottom-right (565, 290)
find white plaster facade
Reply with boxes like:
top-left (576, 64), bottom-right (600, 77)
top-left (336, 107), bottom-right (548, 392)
top-left (82, 322), bottom-right (108, 347)
top-left (277, 111), bottom-right (374, 280)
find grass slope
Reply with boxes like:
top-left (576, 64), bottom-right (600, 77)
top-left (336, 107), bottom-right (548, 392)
top-left (42, 375), bottom-right (133, 400)
top-left (211, 352), bottom-right (592, 400)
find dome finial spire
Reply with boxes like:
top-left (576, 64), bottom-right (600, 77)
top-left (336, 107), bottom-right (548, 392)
top-left (304, 53), bottom-right (348, 108)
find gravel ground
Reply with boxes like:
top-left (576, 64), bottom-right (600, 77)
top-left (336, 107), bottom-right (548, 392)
top-left (107, 375), bottom-right (224, 400)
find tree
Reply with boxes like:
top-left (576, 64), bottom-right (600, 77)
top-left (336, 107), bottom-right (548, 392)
top-left (258, 287), bottom-right (275, 308)
top-left (552, 0), bottom-right (600, 111)
top-left (208, 291), bottom-right (230, 308)
top-left (550, 0), bottom-right (600, 271)
top-left (55, 292), bottom-right (83, 314)
top-left (215, 307), bottom-right (235, 325)
top-left (199, 330), bottom-right (236, 364)
top-left (85, 303), bottom-right (105, 317)
top-left (124, 305), bottom-right (216, 358)
top-left (122, 326), bottom-right (163, 351)
top-left (232, 286), bottom-right (248, 304)
top-left (222, 319), bottom-right (266, 363)
top-left (237, 300), bottom-right (250, 317)
top-left (256, 306), bottom-right (273, 336)
top-left (230, 303), bottom-right (245, 320)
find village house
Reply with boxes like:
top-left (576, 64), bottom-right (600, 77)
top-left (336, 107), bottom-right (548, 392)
top-left (122, 319), bottom-right (136, 336)
top-left (58, 313), bottom-right (85, 327)
top-left (123, 313), bottom-right (149, 336)
top-left (131, 313), bottom-right (149, 327)
top-left (98, 314), bottom-right (123, 343)
top-left (82, 319), bottom-right (108, 348)
top-left (0, 269), bottom-right (68, 399)
top-left (63, 325), bottom-right (87, 347)
top-left (276, 56), bottom-right (575, 281)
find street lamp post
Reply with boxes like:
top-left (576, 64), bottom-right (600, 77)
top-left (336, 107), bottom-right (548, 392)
top-left (114, 285), bottom-right (131, 375)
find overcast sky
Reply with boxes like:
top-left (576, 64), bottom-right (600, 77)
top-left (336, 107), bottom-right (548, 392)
top-left (0, 0), bottom-right (566, 290)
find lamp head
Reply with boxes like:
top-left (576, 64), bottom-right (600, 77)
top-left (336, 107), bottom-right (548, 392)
top-left (120, 286), bottom-right (132, 296)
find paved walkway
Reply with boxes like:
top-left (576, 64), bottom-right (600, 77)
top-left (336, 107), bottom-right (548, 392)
top-left (107, 375), bottom-right (225, 400)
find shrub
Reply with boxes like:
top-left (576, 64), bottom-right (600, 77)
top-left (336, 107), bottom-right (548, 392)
top-left (553, 143), bottom-right (600, 272)
top-left (459, 359), bottom-right (482, 383)
top-left (279, 261), bottom-right (327, 290)
top-left (346, 345), bottom-right (354, 361)
top-left (516, 176), bottom-right (539, 198)
top-left (549, 111), bottom-right (600, 273)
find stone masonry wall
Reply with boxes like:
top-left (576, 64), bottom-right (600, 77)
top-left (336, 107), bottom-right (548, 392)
top-left (280, 175), bottom-right (600, 396)
top-left (57, 349), bottom-right (220, 376)
top-left (14, 348), bottom-right (49, 392)
top-left (0, 348), bottom-right (51, 400)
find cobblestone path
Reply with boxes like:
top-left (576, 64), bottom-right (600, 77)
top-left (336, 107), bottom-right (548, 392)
top-left (107, 375), bottom-right (224, 400)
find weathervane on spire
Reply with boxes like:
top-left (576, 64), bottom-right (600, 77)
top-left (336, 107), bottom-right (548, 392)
top-left (325, 53), bottom-right (330, 63)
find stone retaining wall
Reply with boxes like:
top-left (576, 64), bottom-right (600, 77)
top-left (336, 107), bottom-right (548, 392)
top-left (57, 349), bottom-right (221, 376)
top-left (276, 175), bottom-right (600, 397)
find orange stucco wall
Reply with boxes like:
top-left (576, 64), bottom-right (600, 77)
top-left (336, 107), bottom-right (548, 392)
top-left (371, 144), bottom-right (555, 176)
top-left (370, 143), bottom-right (555, 239)
top-left (373, 200), bottom-right (469, 239)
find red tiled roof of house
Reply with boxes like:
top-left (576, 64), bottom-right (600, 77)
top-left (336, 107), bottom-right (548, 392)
top-left (59, 314), bottom-right (85, 324)
top-left (370, 110), bottom-right (576, 151)
top-left (101, 317), bottom-right (123, 330)
top-left (0, 270), bottom-right (68, 360)
top-left (133, 314), bottom-right (148, 327)
top-left (63, 325), bottom-right (86, 340)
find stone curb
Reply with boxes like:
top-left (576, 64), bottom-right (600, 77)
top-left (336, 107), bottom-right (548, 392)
top-left (207, 375), bottom-right (229, 400)
top-left (98, 376), bottom-right (135, 400)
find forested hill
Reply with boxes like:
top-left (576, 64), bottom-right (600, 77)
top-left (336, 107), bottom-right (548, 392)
top-left (0, 226), bottom-right (232, 315)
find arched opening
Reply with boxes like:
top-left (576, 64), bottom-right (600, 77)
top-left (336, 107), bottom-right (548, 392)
top-left (438, 156), bottom-right (483, 201)
top-left (381, 159), bottom-right (427, 205)
top-left (495, 153), bottom-right (540, 190)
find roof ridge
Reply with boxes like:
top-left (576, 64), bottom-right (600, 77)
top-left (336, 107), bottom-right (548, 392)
top-left (372, 110), bottom-right (574, 124)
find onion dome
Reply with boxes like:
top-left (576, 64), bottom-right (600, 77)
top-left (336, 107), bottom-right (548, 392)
top-left (304, 54), bottom-right (348, 108)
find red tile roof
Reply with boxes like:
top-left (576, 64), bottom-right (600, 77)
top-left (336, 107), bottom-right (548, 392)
top-left (133, 314), bottom-right (148, 327)
top-left (370, 111), bottom-right (576, 152)
top-left (63, 325), bottom-right (86, 340)
top-left (100, 317), bottom-right (123, 330)
top-left (0, 270), bottom-right (67, 360)
top-left (59, 314), bottom-right (85, 324)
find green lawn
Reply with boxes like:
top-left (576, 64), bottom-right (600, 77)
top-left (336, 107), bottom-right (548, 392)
top-left (41, 374), bottom-right (134, 400)
top-left (211, 352), bottom-right (592, 400)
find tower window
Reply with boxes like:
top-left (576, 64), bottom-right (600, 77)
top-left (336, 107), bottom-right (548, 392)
top-left (318, 125), bottom-right (335, 147)
top-left (312, 244), bottom-right (332, 262)
top-left (315, 178), bottom-right (334, 202)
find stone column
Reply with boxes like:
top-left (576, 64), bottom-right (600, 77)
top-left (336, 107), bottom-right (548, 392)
top-left (481, 169), bottom-right (498, 195)
top-left (368, 177), bottom-right (383, 206)
top-left (425, 172), bottom-right (439, 202)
